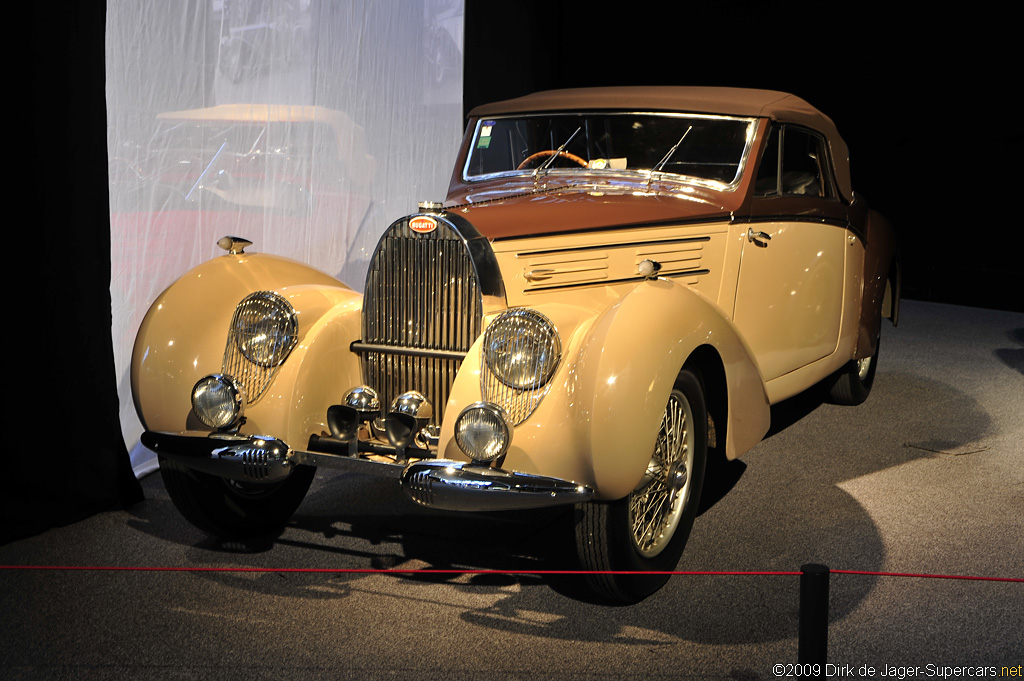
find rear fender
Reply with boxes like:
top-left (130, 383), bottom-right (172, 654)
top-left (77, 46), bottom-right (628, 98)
top-left (856, 208), bottom-right (900, 357)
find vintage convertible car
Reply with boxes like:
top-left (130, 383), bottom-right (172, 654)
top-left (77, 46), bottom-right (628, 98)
top-left (132, 87), bottom-right (899, 602)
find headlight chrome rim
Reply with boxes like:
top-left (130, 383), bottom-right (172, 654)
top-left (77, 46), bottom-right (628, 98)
top-left (191, 373), bottom-right (247, 430)
top-left (483, 308), bottom-right (561, 391)
top-left (232, 291), bottom-right (299, 368)
top-left (454, 402), bottom-right (513, 463)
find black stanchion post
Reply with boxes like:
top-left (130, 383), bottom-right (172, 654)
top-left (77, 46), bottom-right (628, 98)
top-left (799, 563), bottom-right (830, 672)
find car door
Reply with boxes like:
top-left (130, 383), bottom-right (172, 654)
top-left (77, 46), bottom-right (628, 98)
top-left (732, 124), bottom-right (849, 384)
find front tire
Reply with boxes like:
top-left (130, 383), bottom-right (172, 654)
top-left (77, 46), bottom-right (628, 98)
top-left (160, 456), bottom-right (315, 539)
top-left (574, 368), bottom-right (708, 603)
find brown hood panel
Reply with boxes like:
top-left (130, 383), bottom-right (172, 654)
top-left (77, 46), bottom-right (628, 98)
top-left (449, 189), bottom-right (735, 240)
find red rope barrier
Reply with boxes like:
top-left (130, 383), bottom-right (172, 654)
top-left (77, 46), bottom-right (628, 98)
top-left (1, 565), bottom-right (1020, 581)
top-left (0, 565), bottom-right (798, 576)
top-left (831, 569), bottom-right (1022, 583)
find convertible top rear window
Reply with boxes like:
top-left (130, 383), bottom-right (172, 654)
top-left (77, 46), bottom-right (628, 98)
top-left (464, 112), bottom-right (756, 187)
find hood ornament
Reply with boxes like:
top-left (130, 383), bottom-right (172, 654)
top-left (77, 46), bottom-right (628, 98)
top-left (217, 236), bottom-right (253, 255)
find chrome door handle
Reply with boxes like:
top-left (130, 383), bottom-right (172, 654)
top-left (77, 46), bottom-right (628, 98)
top-left (747, 228), bottom-right (772, 247)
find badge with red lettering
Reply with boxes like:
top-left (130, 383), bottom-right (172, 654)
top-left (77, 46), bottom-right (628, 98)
top-left (409, 216), bottom-right (437, 234)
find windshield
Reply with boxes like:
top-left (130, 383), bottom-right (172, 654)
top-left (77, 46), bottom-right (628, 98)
top-left (463, 112), bottom-right (757, 188)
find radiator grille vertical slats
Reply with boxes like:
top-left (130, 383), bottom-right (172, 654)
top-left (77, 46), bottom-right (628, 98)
top-left (361, 218), bottom-right (483, 424)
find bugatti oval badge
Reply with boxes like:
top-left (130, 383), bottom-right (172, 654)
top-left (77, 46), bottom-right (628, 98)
top-left (409, 216), bottom-right (437, 234)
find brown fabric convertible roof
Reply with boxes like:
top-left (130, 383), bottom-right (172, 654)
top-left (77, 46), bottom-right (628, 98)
top-left (471, 86), bottom-right (820, 124)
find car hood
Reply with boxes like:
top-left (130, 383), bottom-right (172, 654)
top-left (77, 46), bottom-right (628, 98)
top-left (444, 182), bottom-right (739, 240)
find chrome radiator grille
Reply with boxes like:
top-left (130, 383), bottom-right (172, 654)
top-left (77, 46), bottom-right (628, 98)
top-left (361, 217), bottom-right (484, 424)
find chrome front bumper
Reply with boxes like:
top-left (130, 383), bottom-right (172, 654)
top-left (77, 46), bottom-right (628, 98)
top-left (142, 431), bottom-right (593, 512)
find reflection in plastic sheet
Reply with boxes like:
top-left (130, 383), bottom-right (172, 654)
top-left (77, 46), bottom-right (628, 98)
top-left (106, 0), bottom-right (464, 475)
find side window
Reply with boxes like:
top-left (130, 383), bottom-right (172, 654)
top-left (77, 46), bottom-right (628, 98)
top-left (755, 125), bottom-right (834, 199)
top-left (754, 126), bottom-right (780, 196)
top-left (782, 128), bottom-right (832, 197)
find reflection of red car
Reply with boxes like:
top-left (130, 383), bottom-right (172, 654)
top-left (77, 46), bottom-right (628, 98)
top-left (110, 104), bottom-right (374, 280)
top-left (127, 104), bottom-right (371, 214)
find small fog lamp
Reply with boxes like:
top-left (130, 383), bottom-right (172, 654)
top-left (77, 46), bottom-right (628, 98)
top-left (191, 374), bottom-right (246, 430)
top-left (455, 402), bottom-right (513, 463)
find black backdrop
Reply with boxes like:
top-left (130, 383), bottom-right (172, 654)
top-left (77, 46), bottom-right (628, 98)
top-left (464, 1), bottom-right (1020, 312)
top-left (13, 2), bottom-right (143, 543)
top-left (9, 1), bottom-right (1018, 543)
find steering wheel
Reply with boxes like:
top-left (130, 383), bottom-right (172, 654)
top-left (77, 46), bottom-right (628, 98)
top-left (517, 149), bottom-right (589, 170)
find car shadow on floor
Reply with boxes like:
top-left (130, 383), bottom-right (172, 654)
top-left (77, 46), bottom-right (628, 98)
top-left (123, 367), bottom-right (997, 646)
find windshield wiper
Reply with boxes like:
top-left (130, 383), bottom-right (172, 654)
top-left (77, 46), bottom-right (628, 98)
top-left (646, 126), bottom-right (692, 191)
top-left (534, 126), bottom-right (582, 185)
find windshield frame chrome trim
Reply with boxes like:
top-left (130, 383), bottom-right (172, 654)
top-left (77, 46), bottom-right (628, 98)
top-left (462, 111), bottom-right (759, 191)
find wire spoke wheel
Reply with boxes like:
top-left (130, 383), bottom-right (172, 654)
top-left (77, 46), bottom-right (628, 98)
top-left (629, 389), bottom-right (695, 557)
top-left (574, 367), bottom-right (708, 602)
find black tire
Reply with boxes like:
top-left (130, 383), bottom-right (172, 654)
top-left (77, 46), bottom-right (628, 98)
top-left (574, 368), bottom-right (708, 603)
top-left (826, 337), bottom-right (879, 405)
top-left (159, 456), bottom-right (315, 539)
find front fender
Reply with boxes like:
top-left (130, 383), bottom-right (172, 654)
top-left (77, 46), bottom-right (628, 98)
top-left (572, 278), bottom-right (769, 498)
top-left (440, 279), bottom-right (769, 500)
top-left (131, 251), bottom-right (360, 440)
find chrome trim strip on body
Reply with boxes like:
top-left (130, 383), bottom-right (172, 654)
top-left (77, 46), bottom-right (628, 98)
top-left (143, 431), bottom-right (593, 511)
top-left (349, 342), bottom-right (468, 361)
top-left (735, 215), bottom-right (850, 228)
top-left (522, 269), bottom-right (711, 293)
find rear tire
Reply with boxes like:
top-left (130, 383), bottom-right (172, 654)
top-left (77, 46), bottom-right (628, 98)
top-left (574, 368), bottom-right (708, 603)
top-left (827, 337), bottom-right (879, 405)
top-left (160, 456), bottom-right (315, 539)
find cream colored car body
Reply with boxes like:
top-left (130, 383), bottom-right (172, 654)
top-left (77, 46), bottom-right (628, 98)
top-left (133, 87), bottom-right (898, 508)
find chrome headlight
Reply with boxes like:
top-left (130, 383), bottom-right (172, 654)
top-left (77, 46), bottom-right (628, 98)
top-left (483, 308), bottom-right (561, 390)
top-left (455, 402), bottom-right (513, 463)
top-left (191, 374), bottom-right (246, 429)
top-left (232, 291), bottom-right (298, 368)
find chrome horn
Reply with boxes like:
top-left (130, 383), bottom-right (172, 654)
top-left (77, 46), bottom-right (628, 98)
top-left (385, 391), bottom-right (433, 456)
top-left (325, 386), bottom-right (381, 455)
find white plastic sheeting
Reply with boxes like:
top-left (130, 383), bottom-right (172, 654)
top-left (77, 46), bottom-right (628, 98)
top-left (106, 0), bottom-right (464, 476)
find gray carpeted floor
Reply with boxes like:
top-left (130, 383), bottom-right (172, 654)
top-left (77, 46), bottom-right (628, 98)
top-left (3, 300), bottom-right (1022, 680)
